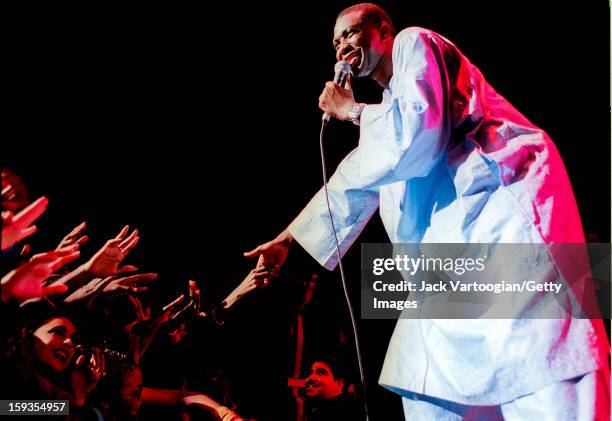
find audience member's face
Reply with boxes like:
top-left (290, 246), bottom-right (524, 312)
top-left (333, 11), bottom-right (386, 77)
top-left (304, 362), bottom-right (344, 400)
top-left (32, 317), bottom-right (77, 372)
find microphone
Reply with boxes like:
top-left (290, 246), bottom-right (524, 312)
top-left (322, 60), bottom-right (352, 122)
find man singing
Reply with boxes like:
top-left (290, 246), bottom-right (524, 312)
top-left (246, 3), bottom-right (610, 419)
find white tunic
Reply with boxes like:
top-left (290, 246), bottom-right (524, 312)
top-left (287, 27), bottom-right (608, 405)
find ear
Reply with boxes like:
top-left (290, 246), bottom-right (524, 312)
top-left (378, 21), bottom-right (391, 41)
top-left (335, 378), bottom-right (345, 393)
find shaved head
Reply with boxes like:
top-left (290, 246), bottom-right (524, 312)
top-left (337, 3), bottom-right (395, 35)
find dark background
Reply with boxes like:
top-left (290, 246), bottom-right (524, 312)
top-left (4, 1), bottom-right (610, 419)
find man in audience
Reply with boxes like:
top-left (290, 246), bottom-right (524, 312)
top-left (303, 357), bottom-right (357, 421)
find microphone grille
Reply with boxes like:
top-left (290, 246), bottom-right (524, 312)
top-left (334, 60), bottom-right (351, 74)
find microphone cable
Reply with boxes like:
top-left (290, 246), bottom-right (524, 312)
top-left (319, 118), bottom-right (370, 421)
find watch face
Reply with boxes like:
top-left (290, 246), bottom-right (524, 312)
top-left (349, 104), bottom-right (363, 121)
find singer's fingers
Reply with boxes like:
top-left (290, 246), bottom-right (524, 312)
top-left (243, 246), bottom-right (262, 257)
top-left (319, 87), bottom-right (334, 112)
top-left (344, 74), bottom-right (353, 92)
top-left (253, 265), bottom-right (277, 276)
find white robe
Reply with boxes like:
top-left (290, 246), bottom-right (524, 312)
top-left (287, 27), bottom-right (608, 405)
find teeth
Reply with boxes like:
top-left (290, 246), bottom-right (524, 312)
top-left (343, 51), bottom-right (361, 68)
top-left (53, 349), bottom-right (68, 361)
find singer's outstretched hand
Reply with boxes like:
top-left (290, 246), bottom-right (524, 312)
top-left (244, 229), bottom-right (295, 270)
top-left (318, 77), bottom-right (356, 120)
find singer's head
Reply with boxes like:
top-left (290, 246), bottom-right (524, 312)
top-left (333, 3), bottom-right (395, 85)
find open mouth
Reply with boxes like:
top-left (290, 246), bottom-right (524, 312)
top-left (52, 348), bottom-right (69, 363)
top-left (305, 382), bottom-right (319, 391)
top-left (342, 50), bottom-right (362, 71)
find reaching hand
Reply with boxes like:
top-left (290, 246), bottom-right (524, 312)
top-left (70, 346), bottom-right (105, 406)
top-left (168, 323), bottom-right (188, 345)
top-left (63, 277), bottom-right (107, 304)
top-left (56, 221), bottom-right (89, 251)
top-left (102, 273), bottom-right (158, 294)
top-left (84, 225), bottom-right (139, 277)
top-left (102, 272), bottom-right (158, 295)
top-left (221, 266), bottom-right (273, 310)
top-left (125, 294), bottom-right (186, 364)
top-left (63, 272), bottom-right (158, 305)
top-left (1, 196), bottom-right (48, 251)
top-left (1, 247), bottom-right (80, 302)
top-left (244, 229), bottom-right (295, 270)
top-left (188, 280), bottom-right (207, 318)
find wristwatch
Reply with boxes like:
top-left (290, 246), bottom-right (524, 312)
top-left (348, 103), bottom-right (365, 125)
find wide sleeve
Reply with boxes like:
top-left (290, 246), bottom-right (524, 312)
top-left (287, 148), bottom-right (379, 270)
top-left (357, 28), bottom-right (450, 188)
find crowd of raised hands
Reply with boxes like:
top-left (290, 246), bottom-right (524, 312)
top-left (1, 169), bottom-right (271, 420)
